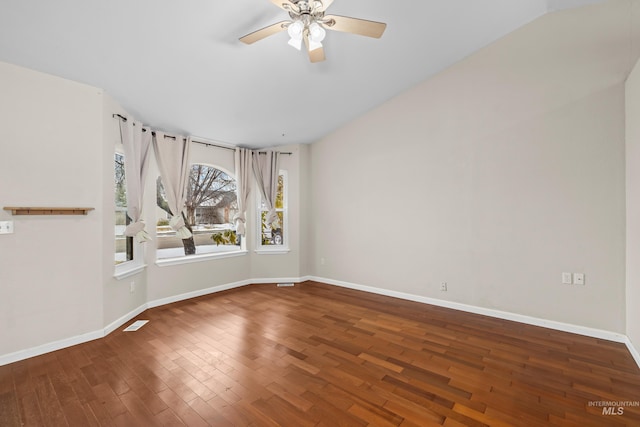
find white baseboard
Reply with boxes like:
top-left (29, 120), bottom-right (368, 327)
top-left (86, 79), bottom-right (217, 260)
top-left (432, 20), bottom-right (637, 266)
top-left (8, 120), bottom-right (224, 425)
top-left (145, 277), bottom-right (311, 309)
top-left (0, 304), bottom-right (150, 367)
top-left (307, 276), bottom-right (629, 344)
top-left (624, 336), bottom-right (640, 368)
top-left (104, 303), bottom-right (149, 336)
top-left (250, 276), bottom-right (310, 285)
top-left (0, 330), bottom-right (104, 367)
top-left (2, 275), bottom-right (636, 368)
top-left (147, 279), bottom-right (252, 309)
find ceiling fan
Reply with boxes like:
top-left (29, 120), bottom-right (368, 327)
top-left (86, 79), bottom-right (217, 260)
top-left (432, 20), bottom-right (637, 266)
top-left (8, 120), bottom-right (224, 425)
top-left (239, 0), bottom-right (387, 63)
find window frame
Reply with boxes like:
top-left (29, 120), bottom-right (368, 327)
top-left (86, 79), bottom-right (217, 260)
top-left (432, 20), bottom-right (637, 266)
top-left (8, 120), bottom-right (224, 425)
top-left (155, 162), bottom-right (247, 265)
top-left (255, 169), bottom-right (289, 255)
top-left (114, 149), bottom-right (145, 280)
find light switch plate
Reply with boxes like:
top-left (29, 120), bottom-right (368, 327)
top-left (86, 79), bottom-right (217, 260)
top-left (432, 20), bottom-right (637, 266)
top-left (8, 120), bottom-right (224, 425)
top-left (562, 272), bottom-right (572, 284)
top-left (0, 221), bottom-right (14, 234)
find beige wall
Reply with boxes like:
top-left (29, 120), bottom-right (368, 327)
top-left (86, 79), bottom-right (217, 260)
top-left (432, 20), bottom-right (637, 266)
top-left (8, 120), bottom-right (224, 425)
top-left (0, 62), bottom-right (104, 355)
top-left (309, 3), bottom-right (631, 332)
top-left (627, 57), bottom-right (640, 351)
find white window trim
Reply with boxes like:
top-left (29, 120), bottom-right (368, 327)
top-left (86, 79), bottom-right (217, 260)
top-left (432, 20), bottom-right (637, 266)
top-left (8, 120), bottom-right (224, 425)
top-left (256, 169), bottom-right (288, 254)
top-left (114, 236), bottom-right (145, 279)
top-left (114, 262), bottom-right (147, 280)
top-left (156, 249), bottom-right (248, 267)
top-left (254, 248), bottom-right (291, 255)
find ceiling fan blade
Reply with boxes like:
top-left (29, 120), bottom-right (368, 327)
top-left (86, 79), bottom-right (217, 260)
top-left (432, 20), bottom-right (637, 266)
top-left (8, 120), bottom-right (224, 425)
top-left (309, 45), bottom-right (326, 63)
top-left (303, 32), bottom-right (326, 63)
top-left (239, 21), bottom-right (288, 44)
top-left (324, 14), bottom-right (387, 38)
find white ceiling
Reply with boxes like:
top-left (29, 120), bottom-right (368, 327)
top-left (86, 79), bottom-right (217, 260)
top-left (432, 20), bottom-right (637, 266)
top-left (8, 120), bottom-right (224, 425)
top-left (0, 0), bottom-right (606, 148)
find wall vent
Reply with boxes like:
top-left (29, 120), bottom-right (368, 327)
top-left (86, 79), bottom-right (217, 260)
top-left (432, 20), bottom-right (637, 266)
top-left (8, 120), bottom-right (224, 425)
top-left (123, 320), bottom-right (149, 332)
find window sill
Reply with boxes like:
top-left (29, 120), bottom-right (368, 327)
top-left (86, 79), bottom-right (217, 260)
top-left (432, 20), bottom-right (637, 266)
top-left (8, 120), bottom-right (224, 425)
top-left (156, 250), bottom-right (248, 267)
top-left (255, 248), bottom-right (290, 255)
top-left (114, 264), bottom-right (146, 280)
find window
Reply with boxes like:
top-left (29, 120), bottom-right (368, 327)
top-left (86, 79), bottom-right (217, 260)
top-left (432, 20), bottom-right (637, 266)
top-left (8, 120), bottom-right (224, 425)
top-left (257, 170), bottom-right (287, 251)
top-left (156, 164), bottom-right (240, 259)
top-left (114, 152), bottom-right (133, 265)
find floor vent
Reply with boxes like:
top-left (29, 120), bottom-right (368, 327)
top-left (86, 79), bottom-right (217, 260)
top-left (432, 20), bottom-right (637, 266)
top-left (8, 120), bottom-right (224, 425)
top-left (277, 283), bottom-right (295, 287)
top-left (123, 320), bottom-right (149, 332)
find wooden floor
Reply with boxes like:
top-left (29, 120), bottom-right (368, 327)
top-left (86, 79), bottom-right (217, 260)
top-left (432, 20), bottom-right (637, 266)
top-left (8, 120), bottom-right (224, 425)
top-left (1, 281), bottom-right (639, 426)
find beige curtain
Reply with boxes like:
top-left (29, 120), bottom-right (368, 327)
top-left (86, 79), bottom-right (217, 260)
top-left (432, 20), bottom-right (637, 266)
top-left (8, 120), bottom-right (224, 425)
top-left (252, 150), bottom-right (281, 228)
top-left (152, 132), bottom-right (192, 239)
top-left (233, 148), bottom-right (252, 236)
top-left (118, 119), bottom-right (152, 243)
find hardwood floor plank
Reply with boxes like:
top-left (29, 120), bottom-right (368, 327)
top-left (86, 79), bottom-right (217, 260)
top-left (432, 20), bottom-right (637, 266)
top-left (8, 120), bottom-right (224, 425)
top-left (34, 374), bottom-right (69, 426)
top-left (347, 402), bottom-right (403, 426)
top-left (84, 399), bottom-right (116, 427)
top-left (117, 389), bottom-right (162, 426)
top-left (383, 397), bottom-right (445, 425)
top-left (300, 389), bottom-right (369, 427)
top-left (0, 390), bottom-right (21, 427)
top-left (187, 396), bottom-right (233, 426)
top-left (1, 281), bottom-right (638, 426)
top-left (156, 387), bottom-right (209, 427)
top-left (60, 400), bottom-right (92, 427)
top-left (18, 391), bottom-right (45, 427)
top-left (265, 380), bottom-right (313, 412)
top-left (91, 382), bottom-right (128, 420)
top-left (251, 394), bottom-right (316, 427)
top-left (154, 407), bottom-right (186, 426)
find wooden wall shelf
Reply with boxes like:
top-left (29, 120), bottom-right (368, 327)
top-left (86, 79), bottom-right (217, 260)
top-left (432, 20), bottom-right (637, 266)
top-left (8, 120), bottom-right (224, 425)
top-left (3, 207), bottom-right (95, 216)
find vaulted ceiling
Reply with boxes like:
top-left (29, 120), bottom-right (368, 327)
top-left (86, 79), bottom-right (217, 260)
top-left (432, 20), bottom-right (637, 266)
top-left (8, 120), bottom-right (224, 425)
top-left (0, 0), bottom-right (617, 148)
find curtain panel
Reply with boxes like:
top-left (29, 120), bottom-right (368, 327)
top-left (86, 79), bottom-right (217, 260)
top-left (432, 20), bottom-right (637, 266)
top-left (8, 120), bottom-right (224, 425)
top-left (118, 119), bottom-right (152, 243)
top-left (252, 150), bottom-right (281, 228)
top-left (152, 132), bottom-right (192, 239)
top-left (234, 148), bottom-right (252, 236)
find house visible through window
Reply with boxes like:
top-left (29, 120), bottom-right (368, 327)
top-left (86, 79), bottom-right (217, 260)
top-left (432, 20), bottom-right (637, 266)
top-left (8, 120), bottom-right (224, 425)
top-left (259, 171), bottom-right (287, 248)
top-left (114, 152), bottom-right (133, 265)
top-left (156, 164), bottom-right (239, 259)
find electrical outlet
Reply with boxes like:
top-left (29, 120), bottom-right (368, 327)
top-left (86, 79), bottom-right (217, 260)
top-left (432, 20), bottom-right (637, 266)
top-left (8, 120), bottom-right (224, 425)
top-left (440, 282), bottom-right (447, 291)
top-left (130, 281), bottom-right (135, 293)
top-left (573, 273), bottom-right (585, 285)
top-left (562, 272), bottom-right (572, 284)
top-left (0, 221), bottom-right (14, 234)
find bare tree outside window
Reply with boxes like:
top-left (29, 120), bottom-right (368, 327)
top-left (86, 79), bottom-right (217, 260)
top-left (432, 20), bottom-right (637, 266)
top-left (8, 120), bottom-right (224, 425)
top-left (157, 164), bottom-right (239, 258)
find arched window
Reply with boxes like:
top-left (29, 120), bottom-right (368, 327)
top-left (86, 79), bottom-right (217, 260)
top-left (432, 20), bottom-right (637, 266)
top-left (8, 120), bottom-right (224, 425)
top-left (156, 164), bottom-right (239, 259)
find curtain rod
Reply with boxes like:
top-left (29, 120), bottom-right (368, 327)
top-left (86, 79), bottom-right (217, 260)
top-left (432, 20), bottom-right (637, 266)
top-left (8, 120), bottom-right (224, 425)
top-left (112, 113), bottom-right (291, 155)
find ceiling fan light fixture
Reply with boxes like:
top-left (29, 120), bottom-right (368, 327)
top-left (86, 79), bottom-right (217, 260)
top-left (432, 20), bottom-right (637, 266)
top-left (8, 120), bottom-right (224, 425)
top-left (287, 20), bottom-right (304, 39)
top-left (288, 37), bottom-right (303, 50)
top-left (308, 39), bottom-right (323, 51)
top-left (308, 22), bottom-right (326, 42)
